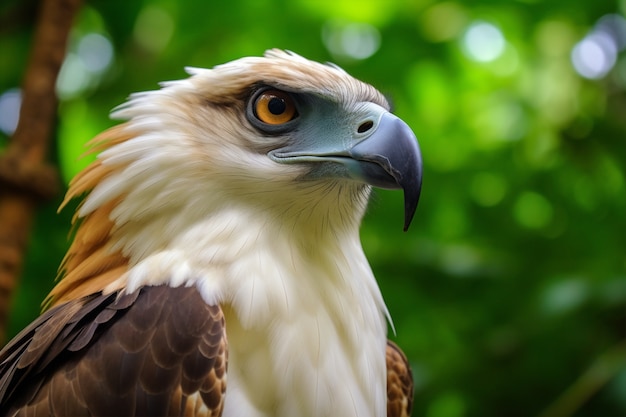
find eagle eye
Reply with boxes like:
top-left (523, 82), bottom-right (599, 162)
top-left (252, 89), bottom-right (298, 127)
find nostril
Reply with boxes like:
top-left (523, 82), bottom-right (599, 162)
top-left (357, 120), bottom-right (374, 134)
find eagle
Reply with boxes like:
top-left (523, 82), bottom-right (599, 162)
top-left (0, 49), bottom-right (421, 417)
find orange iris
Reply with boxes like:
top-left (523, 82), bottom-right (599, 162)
top-left (254, 90), bottom-right (297, 125)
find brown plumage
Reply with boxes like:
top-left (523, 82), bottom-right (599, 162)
top-left (387, 341), bottom-right (414, 417)
top-left (46, 125), bottom-right (134, 307)
top-left (1, 286), bottom-right (227, 417)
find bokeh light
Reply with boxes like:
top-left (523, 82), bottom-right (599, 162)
top-left (470, 173), bottom-right (507, 207)
top-left (513, 191), bottom-right (554, 230)
top-left (77, 33), bottom-right (113, 74)
top-left (133, 5), bottom-right (175, 54)
top-left (572, 32), bottom-right (618, 79)
top-left (462, 21), bottom-right (506, 62)
top-left (0, 89), bottom-right (21, 135)
top-left (322, 21), bottom-right (380, 60)
top-left (420, 2), bottom-right (468, 43)
top-left (571, 13), bottom-right (626, 79)
top-left (56, 32), bottom-right (114, 99)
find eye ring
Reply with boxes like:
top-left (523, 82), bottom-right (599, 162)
top-left (252, 89), bottom-right (298, 126)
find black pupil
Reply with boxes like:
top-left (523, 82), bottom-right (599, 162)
top-left (268, 97), bottom-right (286, 115)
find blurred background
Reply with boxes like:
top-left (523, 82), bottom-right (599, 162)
top-left (1, 0), bottom-right (625, 416)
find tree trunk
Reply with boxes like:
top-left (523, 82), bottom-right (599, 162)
top-left (0, 0), bottom-right (82, 344)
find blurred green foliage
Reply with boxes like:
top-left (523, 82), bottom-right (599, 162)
top-left (1, 0), bottom-right (625, 416)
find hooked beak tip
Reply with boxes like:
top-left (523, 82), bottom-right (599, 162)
top-left (350, 112), bottom-right (423, 231)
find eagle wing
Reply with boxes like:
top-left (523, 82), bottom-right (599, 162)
top-left (386, 340), bottom-right (414, 417)
top-left (0, 285), bottom-right (227, 417)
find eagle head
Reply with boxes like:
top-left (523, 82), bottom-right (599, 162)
top-left (49, 49), bottom-right (422, 306)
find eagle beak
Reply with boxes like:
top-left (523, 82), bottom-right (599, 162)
top-left (348, 112), bottom-right (422, 231)
top-left (269, 108), bottom-right (422, 231)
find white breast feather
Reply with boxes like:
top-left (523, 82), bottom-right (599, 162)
top-left (83, 65), bottom-right (390, 417)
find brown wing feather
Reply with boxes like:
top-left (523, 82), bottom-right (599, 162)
top-left (386, 340), bottom-right (414, 417)
top-left (0, 285), bottom-right (227, 417)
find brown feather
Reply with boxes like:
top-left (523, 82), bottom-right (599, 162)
top-left (0, 285), bottom-right (227, 417)
top-left (45, 125), bottom-right (140, 309)
top-left (386, 340), bottom-right (414, 417)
